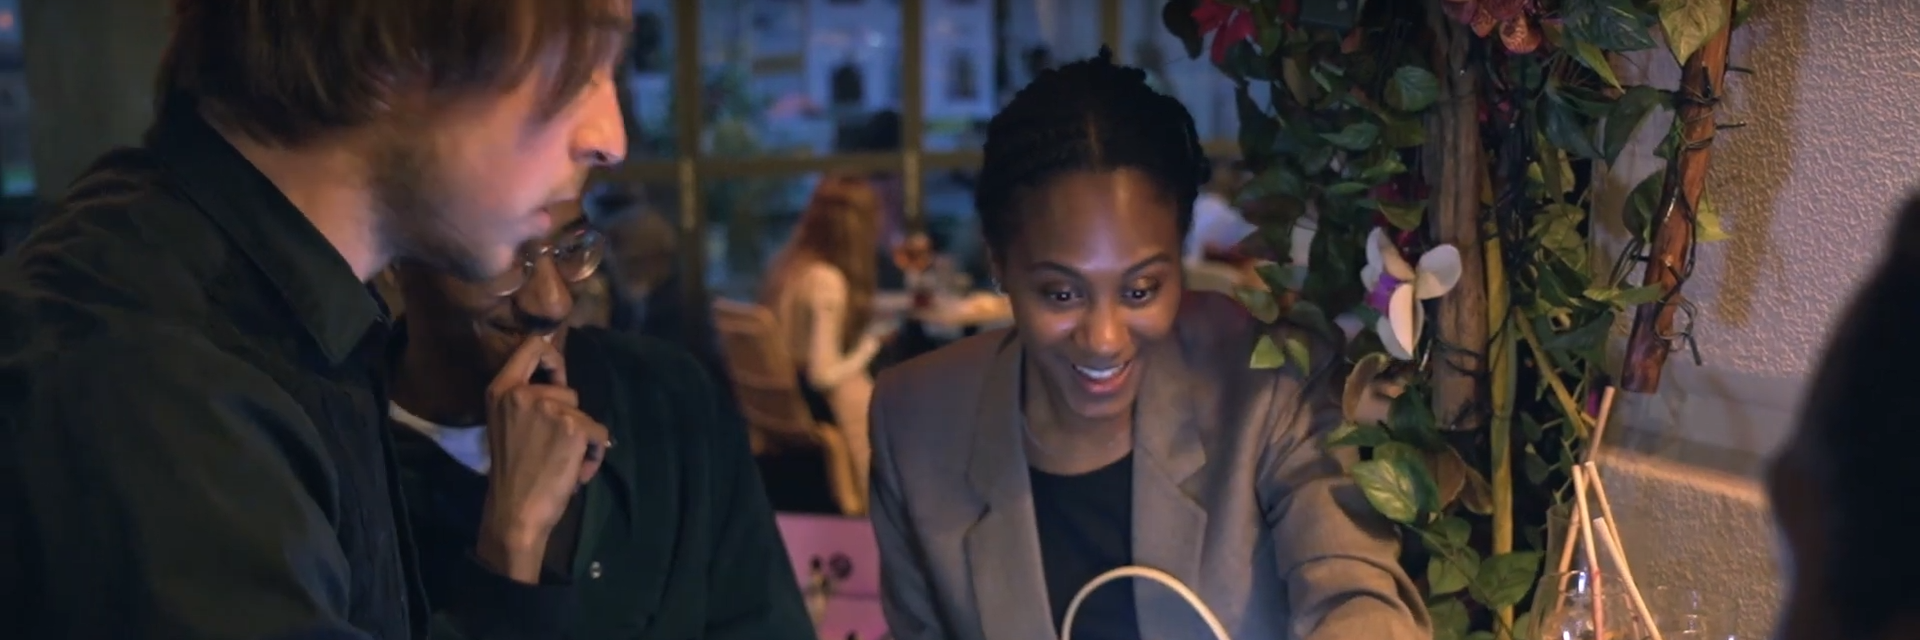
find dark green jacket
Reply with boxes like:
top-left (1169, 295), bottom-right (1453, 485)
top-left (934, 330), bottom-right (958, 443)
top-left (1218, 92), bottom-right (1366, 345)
top-left (394, 327), bottom-right (814, 639)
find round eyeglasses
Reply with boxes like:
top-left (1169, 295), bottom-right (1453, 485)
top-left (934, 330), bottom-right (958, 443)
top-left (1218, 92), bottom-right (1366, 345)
top-left (480, 228), bottom-right (608, 296)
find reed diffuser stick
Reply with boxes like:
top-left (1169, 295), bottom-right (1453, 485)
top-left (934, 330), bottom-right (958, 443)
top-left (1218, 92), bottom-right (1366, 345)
top-left (1595, 519), bottom-right (1664, 640)
top-left (1572, 467), bottom-right (1606, 632)
top-left (1584, 386), bottom-right (1618, 465)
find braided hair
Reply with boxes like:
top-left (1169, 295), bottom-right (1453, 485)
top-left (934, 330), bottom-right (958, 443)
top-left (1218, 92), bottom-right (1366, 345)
top-left (974, 47), bottom-right (1211, 259)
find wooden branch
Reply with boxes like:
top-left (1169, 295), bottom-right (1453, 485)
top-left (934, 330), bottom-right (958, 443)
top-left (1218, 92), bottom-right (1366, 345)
top-left (1619, 0), bottom-right (1738, 394)
top-left (1423, 0), bottom-right (1488, 432)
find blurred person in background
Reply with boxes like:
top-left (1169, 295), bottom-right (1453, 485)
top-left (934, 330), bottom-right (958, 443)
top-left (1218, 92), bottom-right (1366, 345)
top-left (590, 185), bottom-right (735, 401)
top-left (762, 173), bottom-right (900, 512)
top-left (0, 0), bottom-right (629, 636)
top-left (384, 198), bottom-right (812, 639)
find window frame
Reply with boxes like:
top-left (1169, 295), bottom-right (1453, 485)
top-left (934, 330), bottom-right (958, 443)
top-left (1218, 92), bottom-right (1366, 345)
top-left (605, 0), bottom-right (1233, 294)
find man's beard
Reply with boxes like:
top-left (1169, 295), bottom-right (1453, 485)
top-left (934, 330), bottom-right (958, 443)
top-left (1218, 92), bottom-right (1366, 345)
top-left (369, 137), bottom-right (496, 284)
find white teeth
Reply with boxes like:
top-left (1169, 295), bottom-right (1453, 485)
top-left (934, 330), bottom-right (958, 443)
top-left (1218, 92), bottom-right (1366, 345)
top-left (1075, 364), bottom-right (1123, 380)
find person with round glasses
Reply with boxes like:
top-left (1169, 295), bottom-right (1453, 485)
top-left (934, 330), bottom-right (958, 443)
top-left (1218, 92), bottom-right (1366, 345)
top-left (384, 200), bottom-right (813, 639)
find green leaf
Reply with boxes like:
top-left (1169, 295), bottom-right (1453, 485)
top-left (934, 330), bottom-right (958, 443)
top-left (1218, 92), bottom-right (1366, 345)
top-left (1385, 66), bottom-right (1441, 112)
top-left (1585, 284), bottom-right (1665, 306)
top-left (1360, 155), bottom-right (1407, 183)
top-left (1160, 0), bottom-right (1205, 59)
top-left (1428, 547), bottom-right (1480, 596)
top-left (1326, 421), bottom-right (1393, 448)
top-left (1433, 516), bottom-right (1473, 546)
top-left (1655, 118), bottom-right (1685, 160)
top-left (1250, 334), bottom-right (1287, 369)
top-left (1602, 86), bottom-right (1669, 165)
top-left (1428, 598), bottom-right (1469, 640)
top-left (1222, 40), bottom-right (1272, 81)
top-left (1544, 97), bottom-right (1601, 160)
top-left (1569, 39), bottom-right (1621, 89)
top-left (1350, 456), bottom-right (1439, 524)
top-left (1236, 87), bottom-right (1277, 159)
top-left (1541, 313), bottom-right (1614, 353)
top-left (1381, 117), bottom-right (1427, 148)
top-left (1327, 181), bottom-right (1370, 196)
top-left (1379, 200), bottom-right (1426, 231)
top-left (1733, 0), bottom-right (1754, 27)
top-left (1373, 441), bottom-right (1424, 467)
top-left (1660, 0), bottom-right (1731, 63)
top-left (1523, 444), bottom-right (1553, 485)
top-left (1253, 261), bottom-right (1294, 292)
top-left (1563, 0), bottom-right (1659, 51)
top-left (1388, 387), bottom-right (1445, 450)
top-left (1234, 287), bottom-right (1282, 323)
top-left (1320, 122), bottom-right (1381, 151)
top-left (1625, 169), bottom-right (1667, 242)
top-left (1299, 144), bottom-right (1336, 173)
top-left (1472, 551), bottom-right (1544, 609)
top-left (1533, 203), bottom-right (1587, 255)
top-left (1237, 165), bottom-right (1306, 204)
top-left (1287, 300), bottom-right (1339, 341)
top-left (1697, 191), bottom-right (1731, 242)
top-left (1510, 611), bottom-right (1538, 640)
top-left (1283, 337), bottom-right (1313, 375)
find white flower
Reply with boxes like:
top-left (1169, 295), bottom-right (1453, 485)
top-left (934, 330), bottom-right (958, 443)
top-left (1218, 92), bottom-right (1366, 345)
top-left (1360, 227), bottom-right (1462, 360)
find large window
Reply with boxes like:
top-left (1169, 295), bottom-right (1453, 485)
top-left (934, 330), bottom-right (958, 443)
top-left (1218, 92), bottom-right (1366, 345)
top-left (614, 0), bottom-right (1249, 298)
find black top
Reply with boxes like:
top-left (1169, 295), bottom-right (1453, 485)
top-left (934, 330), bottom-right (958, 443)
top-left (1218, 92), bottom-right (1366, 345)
top-left (394, 327), bottom-right (816, 640)
top-left (1031, 453), bottom-right (1143, 640)
top-left (0, 98), bottom-right (553, 638)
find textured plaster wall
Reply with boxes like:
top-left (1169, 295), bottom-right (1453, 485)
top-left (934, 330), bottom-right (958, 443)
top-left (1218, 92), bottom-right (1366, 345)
top-left (1592, 1), bottom-right (1920, 637)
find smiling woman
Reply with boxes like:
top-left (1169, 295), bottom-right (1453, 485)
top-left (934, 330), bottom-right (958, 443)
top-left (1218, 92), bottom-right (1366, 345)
top-left (865, 49), bottom-right (1429, 640)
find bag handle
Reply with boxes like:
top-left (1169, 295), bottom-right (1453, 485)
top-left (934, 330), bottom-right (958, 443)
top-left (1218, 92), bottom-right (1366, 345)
top-left (1060, 565), bottom-right (1233, 640)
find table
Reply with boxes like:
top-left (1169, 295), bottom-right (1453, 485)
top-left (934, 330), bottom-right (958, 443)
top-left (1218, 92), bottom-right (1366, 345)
top-left (874, 290), bottom-right (1013, 339)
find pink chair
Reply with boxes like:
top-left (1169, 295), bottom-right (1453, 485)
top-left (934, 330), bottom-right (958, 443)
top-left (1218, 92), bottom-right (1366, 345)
top-left (777, 512), bottom-right (889, 640)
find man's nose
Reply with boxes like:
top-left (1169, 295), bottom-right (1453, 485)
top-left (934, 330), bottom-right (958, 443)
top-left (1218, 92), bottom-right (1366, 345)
top-left (573, 79), bottom-right (628, 167)
top-left (512, 256), bottom-right (574, 333)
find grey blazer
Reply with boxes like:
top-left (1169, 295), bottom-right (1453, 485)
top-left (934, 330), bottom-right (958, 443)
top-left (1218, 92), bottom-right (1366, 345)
top-left (867, 291), bottom-right (1430, 640)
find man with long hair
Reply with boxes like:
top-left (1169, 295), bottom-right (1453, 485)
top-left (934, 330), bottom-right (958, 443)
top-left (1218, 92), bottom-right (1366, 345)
top-left (0, 0), bottom-right (629, 637)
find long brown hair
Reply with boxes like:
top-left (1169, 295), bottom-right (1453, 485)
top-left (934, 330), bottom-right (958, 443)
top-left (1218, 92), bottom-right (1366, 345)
top-left (767, 174), bottom-right (883, 349)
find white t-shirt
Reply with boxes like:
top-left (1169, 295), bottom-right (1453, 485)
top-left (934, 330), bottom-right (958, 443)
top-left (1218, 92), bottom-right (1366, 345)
top-left (390, 402), bottom-right (490, 474)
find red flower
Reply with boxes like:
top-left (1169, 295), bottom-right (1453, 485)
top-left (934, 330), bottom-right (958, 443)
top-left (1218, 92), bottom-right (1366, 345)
top-left (1192, 0), bottom-right (1257, 64)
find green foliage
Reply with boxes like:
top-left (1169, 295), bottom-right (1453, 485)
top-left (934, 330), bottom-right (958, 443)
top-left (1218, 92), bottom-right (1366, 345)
top-left (1175, 0), bottom-right (1741, 635)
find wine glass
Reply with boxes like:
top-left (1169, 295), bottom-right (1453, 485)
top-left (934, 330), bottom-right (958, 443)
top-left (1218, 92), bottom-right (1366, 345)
top-left (1528, 569), bottom-right (1641, 640)
top-left (1646, 586), bottom-right (1736, 640)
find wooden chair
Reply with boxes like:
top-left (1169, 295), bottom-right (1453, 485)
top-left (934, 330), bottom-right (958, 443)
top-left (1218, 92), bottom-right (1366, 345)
top-left (711, 299), bottom-right (864, 515)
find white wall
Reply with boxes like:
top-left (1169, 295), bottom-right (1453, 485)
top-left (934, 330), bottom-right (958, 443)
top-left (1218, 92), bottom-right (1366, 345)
top-left (1593, 1), bottom-right (1920, 637)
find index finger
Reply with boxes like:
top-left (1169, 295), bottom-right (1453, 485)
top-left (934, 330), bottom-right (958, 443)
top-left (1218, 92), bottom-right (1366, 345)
top-left (487, 336), bottom-right (565, 397)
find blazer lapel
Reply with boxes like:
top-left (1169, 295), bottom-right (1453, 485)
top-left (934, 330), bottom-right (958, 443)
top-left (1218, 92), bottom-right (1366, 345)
top-left (961, 335), bottom-right (1058, 640)
top-left (1130, 336), bottom-right (1215, 639)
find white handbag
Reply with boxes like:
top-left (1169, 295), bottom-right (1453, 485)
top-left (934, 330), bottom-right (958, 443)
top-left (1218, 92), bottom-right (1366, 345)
top-left (1060, 566), bottom-right (1233, 640)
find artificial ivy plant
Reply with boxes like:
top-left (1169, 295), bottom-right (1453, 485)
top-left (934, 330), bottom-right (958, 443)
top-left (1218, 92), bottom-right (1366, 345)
top-left (1163, 0), bottom-right (1745, 638)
